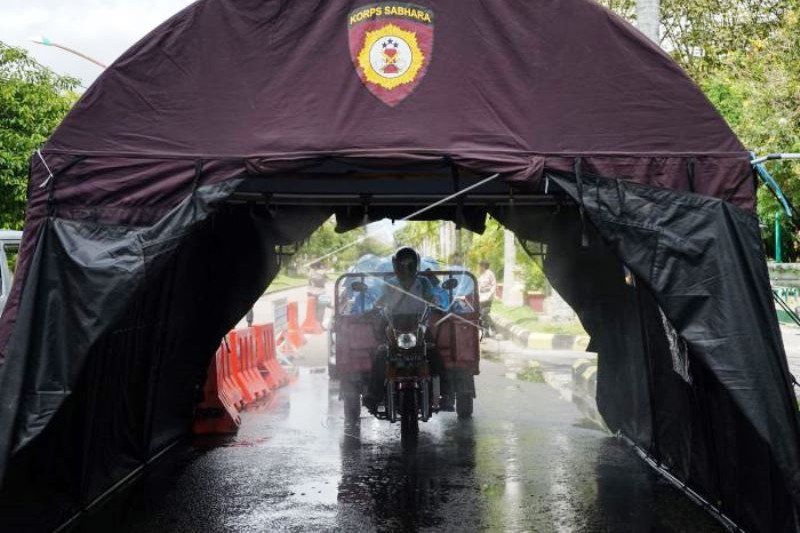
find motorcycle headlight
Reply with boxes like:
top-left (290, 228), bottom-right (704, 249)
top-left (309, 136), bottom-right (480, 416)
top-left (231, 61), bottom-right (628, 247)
top-left (397, 333), bottom-right (417, 350)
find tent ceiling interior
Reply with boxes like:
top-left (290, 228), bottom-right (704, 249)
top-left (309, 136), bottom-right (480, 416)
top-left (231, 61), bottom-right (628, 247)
top-left (0, 1), bottom-right (798, 531)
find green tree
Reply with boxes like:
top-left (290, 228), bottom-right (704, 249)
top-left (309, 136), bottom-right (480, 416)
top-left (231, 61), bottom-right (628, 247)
top-left (660, 0), bottom-right (786, 79)
top-left (466, 219), bottom-right (503, 274)
top-left (598, 0), bottom-right (636, 20)
top-left (466, 217), bottom-right (546, 292)
top-left (295, 216), bottom-right (394, 272)
top-left (394, 220), bottom-right (440, 258)
top-left (0, 43), bottom-right (79, 229)
top-left (597, 0), bottom-right (788, 78)
top-left (694, 6), bottom-right (800, 259)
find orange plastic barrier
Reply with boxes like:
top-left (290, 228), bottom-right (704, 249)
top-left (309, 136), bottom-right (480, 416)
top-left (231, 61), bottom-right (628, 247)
top-left (241, 328), bottom-right (271, 398)
top-left (230, 329), bottom-right (271, 404)
top-left (254, 324), bottom-right (280, 389)
top-left (301, 295), bottom-right (325, 334)
top-left (194, 324), bottom-right (295, 434)
top-left (245, 329), bottom-right (273, 398)
top-left (194, 322), bottom-right (298, 432)
top-left (284, 301), bottom-right (306, 350)
top-left (227, 330), bottom-right (256, 405)
top-left (254, 323), bottom-right (291, 388)
top-left (193, 344), bottom-right (241, 434)
top-left (220, 336), bottom-right (246, 411)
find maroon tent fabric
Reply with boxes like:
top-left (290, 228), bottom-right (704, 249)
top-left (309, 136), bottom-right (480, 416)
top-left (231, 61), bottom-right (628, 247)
top-left (0, 0), bottom-right (754, 356)
top-left (44, 0), bottom-right (750, 194)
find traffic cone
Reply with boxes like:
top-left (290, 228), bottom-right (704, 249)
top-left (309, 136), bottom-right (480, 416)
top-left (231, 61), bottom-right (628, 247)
top-left (285, 301), bottom-right (306, 348)
top-left (301, 295), bottom-right (325, 334)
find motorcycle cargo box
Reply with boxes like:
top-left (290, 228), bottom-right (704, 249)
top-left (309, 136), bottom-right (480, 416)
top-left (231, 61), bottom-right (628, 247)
top-left (432, 311), bottom-right (480, 374)
top-left (334, 315), bottom-right (378, 374)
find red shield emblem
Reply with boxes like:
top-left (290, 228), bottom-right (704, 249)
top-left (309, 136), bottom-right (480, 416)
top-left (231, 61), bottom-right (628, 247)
top-left (348, 3), bottom-right (434, 106)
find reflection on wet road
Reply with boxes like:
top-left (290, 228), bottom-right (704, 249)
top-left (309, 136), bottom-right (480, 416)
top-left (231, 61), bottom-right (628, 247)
top-left (84, 352), bottom-right (721, 531)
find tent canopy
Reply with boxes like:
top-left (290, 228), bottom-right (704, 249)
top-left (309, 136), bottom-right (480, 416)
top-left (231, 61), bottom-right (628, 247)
top-left (0, 1), bottom-right (796, 532)
top-left (40, 0), bottom-right (751, 200)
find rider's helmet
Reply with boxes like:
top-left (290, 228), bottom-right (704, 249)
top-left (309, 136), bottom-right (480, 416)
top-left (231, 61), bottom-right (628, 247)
top-left (392, 246), bottom-right (420, 289)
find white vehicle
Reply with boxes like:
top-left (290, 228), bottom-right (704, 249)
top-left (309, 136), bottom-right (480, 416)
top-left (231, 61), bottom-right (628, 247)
top-left (0, 230), bottom-right (22, 317)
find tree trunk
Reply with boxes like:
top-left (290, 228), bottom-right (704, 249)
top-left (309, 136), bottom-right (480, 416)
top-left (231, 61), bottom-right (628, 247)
top-left (636, 0), bottom-right (660, 43)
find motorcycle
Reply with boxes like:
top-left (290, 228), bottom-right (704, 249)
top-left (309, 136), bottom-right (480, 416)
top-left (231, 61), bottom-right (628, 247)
top-left (364, 279), bottom-right (456, 440)
top-left (334, 272), bottom-right (480, 444)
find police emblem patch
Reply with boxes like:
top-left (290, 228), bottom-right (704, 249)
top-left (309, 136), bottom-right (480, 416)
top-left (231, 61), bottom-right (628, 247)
top-left (348, 3), bottom-right (434, 106)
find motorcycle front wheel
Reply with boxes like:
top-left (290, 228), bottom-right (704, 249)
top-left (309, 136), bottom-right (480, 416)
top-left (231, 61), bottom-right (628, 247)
top-left (399, 389), bottom-right (419, 445)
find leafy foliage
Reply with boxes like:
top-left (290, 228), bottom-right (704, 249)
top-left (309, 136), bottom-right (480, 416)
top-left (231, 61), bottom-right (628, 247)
top-left (394, 220), bottom-right (440, 258)
top-left (465, 218), bottom-right (546, 292)
top-left (0, 43), bottom-right (79, 229)
top-left (599, 0), bottom-right (636, 21)
top-left (293, 216), bottom-right (394, 272)
top-left (680, 3), bottom-right (800, 260)
top-left (660, 0), bottom-right (786, 79)
top-left (597, 0), bottom-right (788, 78)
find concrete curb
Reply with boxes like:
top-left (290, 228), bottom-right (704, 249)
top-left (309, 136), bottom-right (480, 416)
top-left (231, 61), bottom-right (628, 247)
top-left (493, 315), bottom-right (590, 352)
top-left (571, 358), bottom-right (598, 398)
top-left (493, 314), bottom-right (598, 397)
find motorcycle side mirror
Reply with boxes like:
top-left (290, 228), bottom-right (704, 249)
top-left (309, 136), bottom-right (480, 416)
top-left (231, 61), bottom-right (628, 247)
top-left (351, 281), bottom-right (368, 292)
top-left (442, 278), bottom-right (459, 290)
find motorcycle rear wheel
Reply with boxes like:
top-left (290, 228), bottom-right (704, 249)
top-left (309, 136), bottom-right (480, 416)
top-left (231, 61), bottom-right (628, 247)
top-left (456, 393), bottom-right (474, 419)
top-left (343, 381), bottom-right (361, 422)
top-left (344, 394), bottom-right (361, 422)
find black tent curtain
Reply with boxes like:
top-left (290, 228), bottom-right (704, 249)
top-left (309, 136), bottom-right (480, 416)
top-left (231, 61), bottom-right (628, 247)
top-left (0, 182), bottom-right (331, 531)
top-left (496, 171), bottom-right (800, 532)
top-left (1, 172), bottom-right (799, 532)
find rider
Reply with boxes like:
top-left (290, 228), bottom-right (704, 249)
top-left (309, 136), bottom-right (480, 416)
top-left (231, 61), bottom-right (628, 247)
top-left (364, 247), bottom-right (450, 412)
top-left (379, 247), bottom-right (439, 311)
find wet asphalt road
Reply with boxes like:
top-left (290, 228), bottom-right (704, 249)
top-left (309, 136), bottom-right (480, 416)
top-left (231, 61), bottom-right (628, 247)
top-left (79, 335), bottom-right (722, 532)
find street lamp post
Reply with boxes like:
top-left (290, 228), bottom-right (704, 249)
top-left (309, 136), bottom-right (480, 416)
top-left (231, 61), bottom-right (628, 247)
top-left (31, 36), bottom-right (107, 69)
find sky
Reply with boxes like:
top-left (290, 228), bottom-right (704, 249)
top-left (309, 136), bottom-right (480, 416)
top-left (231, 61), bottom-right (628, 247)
top-left (2, 0), bottom-right (196, 87)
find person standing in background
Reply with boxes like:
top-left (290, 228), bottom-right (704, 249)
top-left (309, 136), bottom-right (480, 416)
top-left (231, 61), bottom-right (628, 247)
top-left (478, 259), bottom-right (497, 336)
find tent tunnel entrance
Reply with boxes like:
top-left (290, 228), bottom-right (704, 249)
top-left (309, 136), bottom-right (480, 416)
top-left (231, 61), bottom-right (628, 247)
top-left (1, 0), bottom-right (800, 530)
top-left (1, 167), bottom-right (799, 532)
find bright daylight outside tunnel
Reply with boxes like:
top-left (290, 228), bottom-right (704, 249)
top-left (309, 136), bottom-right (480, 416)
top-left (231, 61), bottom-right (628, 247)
top-left (1, 0), bottom-right (799, 532)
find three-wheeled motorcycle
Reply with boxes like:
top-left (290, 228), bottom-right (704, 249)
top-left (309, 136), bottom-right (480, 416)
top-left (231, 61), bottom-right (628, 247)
top-left (332, 270), bottom-right (480, 442)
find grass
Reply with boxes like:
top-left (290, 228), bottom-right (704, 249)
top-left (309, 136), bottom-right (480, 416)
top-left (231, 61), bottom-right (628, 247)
top-left (517, 362), bottom-right (546, 383)
top-left (266, 274), bottom-right (307, 294)
top-left (492, 301), bottom-right (587, 336)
